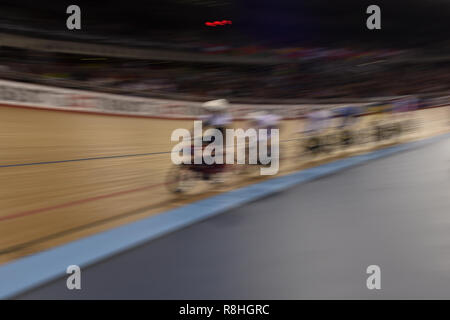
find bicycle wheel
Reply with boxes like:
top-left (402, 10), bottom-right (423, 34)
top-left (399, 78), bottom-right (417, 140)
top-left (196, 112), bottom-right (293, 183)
top-left (166, 165), bottom-right (196, 194)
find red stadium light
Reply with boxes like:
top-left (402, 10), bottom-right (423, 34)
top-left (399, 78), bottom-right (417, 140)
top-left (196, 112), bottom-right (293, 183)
top-left (205, 20), bottom-right (232, 27)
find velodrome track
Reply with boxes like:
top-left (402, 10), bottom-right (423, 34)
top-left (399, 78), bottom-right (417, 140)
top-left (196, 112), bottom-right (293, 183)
top-left (14, 132), bottom-right (450, 299)
top-left (0, 104), bottom-right (449, 298)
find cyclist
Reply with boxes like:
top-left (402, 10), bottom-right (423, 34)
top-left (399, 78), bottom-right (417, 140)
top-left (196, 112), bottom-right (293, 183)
top-left (201, 99), bottom-right (233, 137)
top-left (248, 110), bottom-right (281, 163)
top-left (195, 99), bottom-right (233, 180)
top-left (333, 105), bottom-right (362, 129)
top-left (333, 105), bottom-right (362, 146)
top-left (301, 106), bottom-right (333, 153)
top-left (303, 106), bottom-right (333, 135)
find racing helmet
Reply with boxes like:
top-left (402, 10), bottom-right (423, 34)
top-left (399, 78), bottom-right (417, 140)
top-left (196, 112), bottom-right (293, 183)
top-left (202, 99), bottom-right (229, 112)
top-left (249, 111), bottom-right (267, 118)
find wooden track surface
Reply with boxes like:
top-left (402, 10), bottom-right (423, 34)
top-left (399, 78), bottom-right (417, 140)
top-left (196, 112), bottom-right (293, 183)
top-left (0, 105), bottom-right (449, 264)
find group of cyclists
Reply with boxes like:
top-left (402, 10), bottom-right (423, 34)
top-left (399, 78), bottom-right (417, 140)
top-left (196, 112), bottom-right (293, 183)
top-left (167, 96), bottom-right (419, 193)
top-left (299, 97), bottom-right (419, 155)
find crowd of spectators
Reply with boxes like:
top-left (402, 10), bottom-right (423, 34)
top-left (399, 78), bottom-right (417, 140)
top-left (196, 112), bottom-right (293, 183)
top-left (0, 45), bottom-right (449, 102)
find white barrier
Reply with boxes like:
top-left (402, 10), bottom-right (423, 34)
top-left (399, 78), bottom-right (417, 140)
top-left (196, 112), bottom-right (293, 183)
top-left (0, 79), bottom-right (206, 118)
top-left (0, 79), bottom-right (429, 119)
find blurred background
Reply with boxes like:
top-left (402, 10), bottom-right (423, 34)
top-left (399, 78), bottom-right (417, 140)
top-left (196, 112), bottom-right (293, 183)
top-left (0, 0), bottom-right (450, 299)
top-left (0, 0), bottom-right (449, 102)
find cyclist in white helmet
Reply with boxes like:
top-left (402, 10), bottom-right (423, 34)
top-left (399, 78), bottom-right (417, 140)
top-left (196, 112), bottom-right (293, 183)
top-left (298, 105), bottom-right (333, 154)
top-left (249, 110), bottom-right (281, 136)
top-left (201, 99), bottom-right (233, 136)
top-left (195, 99), bottom-right (233, 180)
top-left (303, 105), bottom-right (333, 135)
top-left (247, 109), bottom-right (281, 165)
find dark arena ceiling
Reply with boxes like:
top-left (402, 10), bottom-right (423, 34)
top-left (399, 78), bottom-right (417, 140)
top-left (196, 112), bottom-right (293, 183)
top-left (0, 0), bottom-right (449, 49)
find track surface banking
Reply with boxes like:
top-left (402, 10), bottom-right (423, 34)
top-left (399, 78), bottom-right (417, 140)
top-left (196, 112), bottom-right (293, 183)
top-left (18, 136), bottom-right (450, 299)
top-left (1, 105), bottom-right (447, 264)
